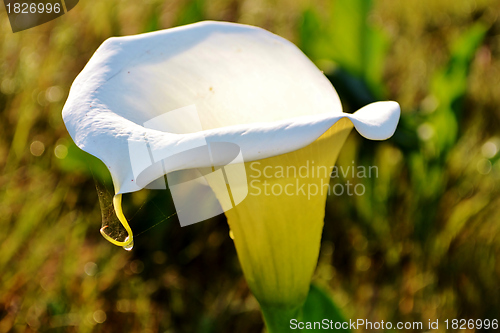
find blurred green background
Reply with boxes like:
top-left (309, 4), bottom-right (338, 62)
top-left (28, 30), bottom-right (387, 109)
top-left (1, 0), bottom-right (500, 332)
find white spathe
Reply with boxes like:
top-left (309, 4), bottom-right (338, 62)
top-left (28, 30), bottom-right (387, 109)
top-left (62, 21), bottom-right (400, 195)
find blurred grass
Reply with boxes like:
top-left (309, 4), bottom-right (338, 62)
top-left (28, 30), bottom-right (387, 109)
top-left (1, 0), bottom-right (500, 332)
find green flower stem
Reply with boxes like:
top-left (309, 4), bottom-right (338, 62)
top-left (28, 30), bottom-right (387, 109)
top-left (261, 303), bottom-right (303, 333)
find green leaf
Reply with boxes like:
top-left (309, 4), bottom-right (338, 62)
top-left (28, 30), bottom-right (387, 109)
top-left (431, 23), bottom-right (487, 113)
top-left (57, 141), bottom-right (112, 184)
top-left (175, 0), bottom-right (205, 26)
top-left (428, 23), bottom-right (487, 153)
top-left (302, 284), bottom-right (351, 332)
top-left (299, 0), bottom-right (389, 100)
top-left (260, 284), bottom-right (350, 332)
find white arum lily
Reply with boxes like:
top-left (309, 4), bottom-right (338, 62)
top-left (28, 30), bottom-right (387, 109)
top-left (62, 21), bottom-right (399, 329)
